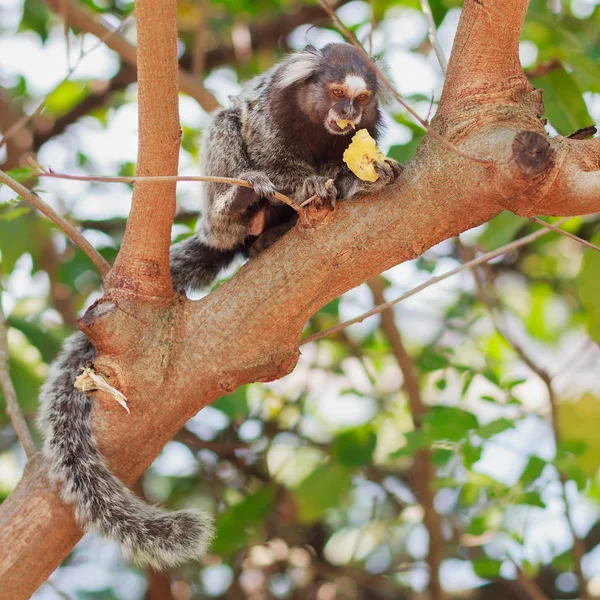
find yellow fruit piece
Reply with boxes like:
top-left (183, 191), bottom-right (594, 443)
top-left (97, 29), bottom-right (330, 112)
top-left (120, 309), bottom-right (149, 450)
top-left (343, 129), bottom-right (387, 182)
top-left (336, 119), bottom-right (355, 130)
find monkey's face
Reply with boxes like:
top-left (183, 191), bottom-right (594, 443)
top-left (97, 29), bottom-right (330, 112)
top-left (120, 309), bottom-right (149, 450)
top-left (321, 74), bottom-right (378, 135)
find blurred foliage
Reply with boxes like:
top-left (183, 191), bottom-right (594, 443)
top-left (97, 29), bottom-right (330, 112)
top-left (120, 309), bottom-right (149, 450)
top-left (1, 0), bottom-right (600, 599)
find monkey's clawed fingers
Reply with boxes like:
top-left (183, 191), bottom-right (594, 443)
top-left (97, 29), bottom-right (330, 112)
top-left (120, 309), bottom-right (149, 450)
top-left (303, 176), bottom-right (337, 210)
top-left (374, 159), bottom-right (403, 186)
top-left (231, 171), bottom-right (278, 213)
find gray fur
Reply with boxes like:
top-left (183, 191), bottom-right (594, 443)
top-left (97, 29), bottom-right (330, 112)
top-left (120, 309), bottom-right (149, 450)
top-left (37, 43), bottom-right (402, 570)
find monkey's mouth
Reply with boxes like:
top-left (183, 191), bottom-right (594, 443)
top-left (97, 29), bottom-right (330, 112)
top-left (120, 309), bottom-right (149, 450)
top-left (326, 117), bottom-right (355, 135)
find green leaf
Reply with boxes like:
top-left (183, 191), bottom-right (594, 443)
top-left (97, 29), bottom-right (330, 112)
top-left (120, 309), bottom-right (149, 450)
top-left (513, 491), bottom-right (546, 508)
top-left (8, 314), bottom-right (64, 363)
top-left (472, 557), bottom-right (503, 579)
top-left (423, 406), bottom-right (479, 443)
top-left (578, 234), bottom-right (600, 343)
top-left (557, 394), bottom-right (600, 477)
top-left (19, 0), bottom-right (50, 42)
top-left (477, 418), bottom-right (515, 440)
top-left (212, 387), bottom-right (249, 420)
top-left (560, 50), bottom-right (600, 93)
top-left (520, 455), bottom-right (547, 486)
top-left (293, 463), bottom-right (352, 524)
top-left (0, 213), bottom-right (31, 273)
top-left (388, 132), bottom-right (424, 164)
top-left (532, 66), bottom-right (594, 135)
top-left (332, 425), bottom-right (377, 467)
top-left (462, 441), bottom-right (482, 469)
top-left (417, 347), bottom-right (452, 373)
top-left (478, 212), bottom-right (524, 251)
top-left (319, 297), bottom-right (341, 317)
top-left (45, 81), bottom-right (90, 118)
top-left (390, 429), bottom-right (431, 458)
top-left (211, 487), bottom-right (276, 555)
top-left (4, 168), bottom-right (36, 184)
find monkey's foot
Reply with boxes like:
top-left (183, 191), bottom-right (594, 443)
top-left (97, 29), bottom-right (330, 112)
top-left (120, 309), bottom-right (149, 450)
top-left (248, 219), bottom-right (296, 257)
top-left (302, 176), bottom-right (337, 211)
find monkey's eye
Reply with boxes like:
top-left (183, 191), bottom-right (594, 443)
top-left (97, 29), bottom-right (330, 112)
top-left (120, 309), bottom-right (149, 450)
top-left (356, 93), bottom-right (369, 102)
top-left (332, 88), bottom-right (344, 98)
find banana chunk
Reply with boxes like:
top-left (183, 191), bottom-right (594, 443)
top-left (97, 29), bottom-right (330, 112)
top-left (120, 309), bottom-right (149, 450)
top-left (343, 129), bottom-right (387, 182)
top-left (336, 119), bottom-right (355, 130)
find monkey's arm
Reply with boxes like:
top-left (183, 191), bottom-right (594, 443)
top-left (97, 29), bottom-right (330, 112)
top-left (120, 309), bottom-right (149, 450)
top-left (197, 108), bottom-right (280, 249)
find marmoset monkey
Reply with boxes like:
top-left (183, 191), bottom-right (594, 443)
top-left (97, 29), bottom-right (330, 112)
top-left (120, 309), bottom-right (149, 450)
top-left (37, 43), bottom-right (402, 570)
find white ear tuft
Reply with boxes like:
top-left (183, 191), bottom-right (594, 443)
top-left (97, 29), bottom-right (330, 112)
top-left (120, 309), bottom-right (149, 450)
top-left (274, 46), bottom-right (323, 89)
top-left (372, 56), bottom-right (394, 104)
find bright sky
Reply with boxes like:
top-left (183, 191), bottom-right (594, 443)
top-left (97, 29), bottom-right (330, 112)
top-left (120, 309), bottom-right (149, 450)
top-left (0, 0), bottom-right (599, 597)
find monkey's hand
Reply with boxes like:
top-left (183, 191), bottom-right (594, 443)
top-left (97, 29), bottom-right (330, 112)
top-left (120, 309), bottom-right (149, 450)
top-left (364, 158), bottom-right (403, 190)
top-left (302, 176), bottom-right (337, 210)
top-left (230, 171), bottom-right (278, 213)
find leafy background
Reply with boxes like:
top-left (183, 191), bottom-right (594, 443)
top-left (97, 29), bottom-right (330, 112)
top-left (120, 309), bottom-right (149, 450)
top-left (0, 0), bottom-right (600, 599)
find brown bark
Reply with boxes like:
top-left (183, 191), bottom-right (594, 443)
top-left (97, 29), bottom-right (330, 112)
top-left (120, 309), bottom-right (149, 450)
top-left (102, 0), bottom-right (180, 297)
top-left (1, 0), bottom-right (600, 597)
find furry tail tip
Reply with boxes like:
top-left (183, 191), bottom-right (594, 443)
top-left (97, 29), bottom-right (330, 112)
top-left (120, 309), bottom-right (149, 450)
top-left (119, 507), bottom-right (216, 570)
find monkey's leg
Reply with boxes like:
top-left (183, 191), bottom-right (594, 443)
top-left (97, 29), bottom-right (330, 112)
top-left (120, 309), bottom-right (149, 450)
top-left (248, 217), bottom-right (297, 257)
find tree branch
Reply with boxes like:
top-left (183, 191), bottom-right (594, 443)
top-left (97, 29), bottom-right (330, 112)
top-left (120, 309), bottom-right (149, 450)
top-left (2, 0), bottom-right (600, 596)
top-left (0, 168), bottom-right (110, 275)
top-left (102, 0), bottom-right (181, 296)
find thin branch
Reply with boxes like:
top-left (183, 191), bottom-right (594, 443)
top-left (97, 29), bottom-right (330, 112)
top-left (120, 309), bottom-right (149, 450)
top-left (36, 168), bottom-right (301, 212)
top-left (367, 276), bottom-right (446, 600)
top-left (192, 0), bottom-right (208, 78)
top-left (0, 12), bottom-right (135, 153)
top-left (513, 564), bottom-right (551, 600)
top-left (0, 168), bottom-right (110, 275)
top-left (529, 216), bottom-right (600, 253)
top-left (420, 0), bottom-right (448, 74)
top-left (368, 0), bottom-right (375, 55)
top-left (318, 0), bottom-right (491, 165)
top-left (0, 289), bottom-right (36, 458)
top-left (300, 218), bottom-right (568, 346)
top-left (43, 0), bottom-right (220, 112)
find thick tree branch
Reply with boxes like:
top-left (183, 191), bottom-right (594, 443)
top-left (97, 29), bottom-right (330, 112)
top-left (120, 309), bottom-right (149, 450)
top-left (103, 0), bottom-right (181, 296)
top-left (2, 0), bottom-right (600, 596)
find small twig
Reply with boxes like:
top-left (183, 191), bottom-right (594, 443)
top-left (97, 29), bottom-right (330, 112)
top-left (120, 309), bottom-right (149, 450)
top-left (36, 168), bottom-right (301, 213)
top-left (368, 0), bottom-right (375, 55)
top-left (318, 0), bottom-right (491, 165)
top-left (300, 218), bottom-right (568, 345)
top-left (0, 168), bottom-right (110, 275)
top-left (192, 0), bottom-right (208, 78)
top-left (529, 216), bottom-right (600, 253)
top-left (0, 288), bottom-right (36, 457)
top-left (420, 0), bottom-right (448, 74)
